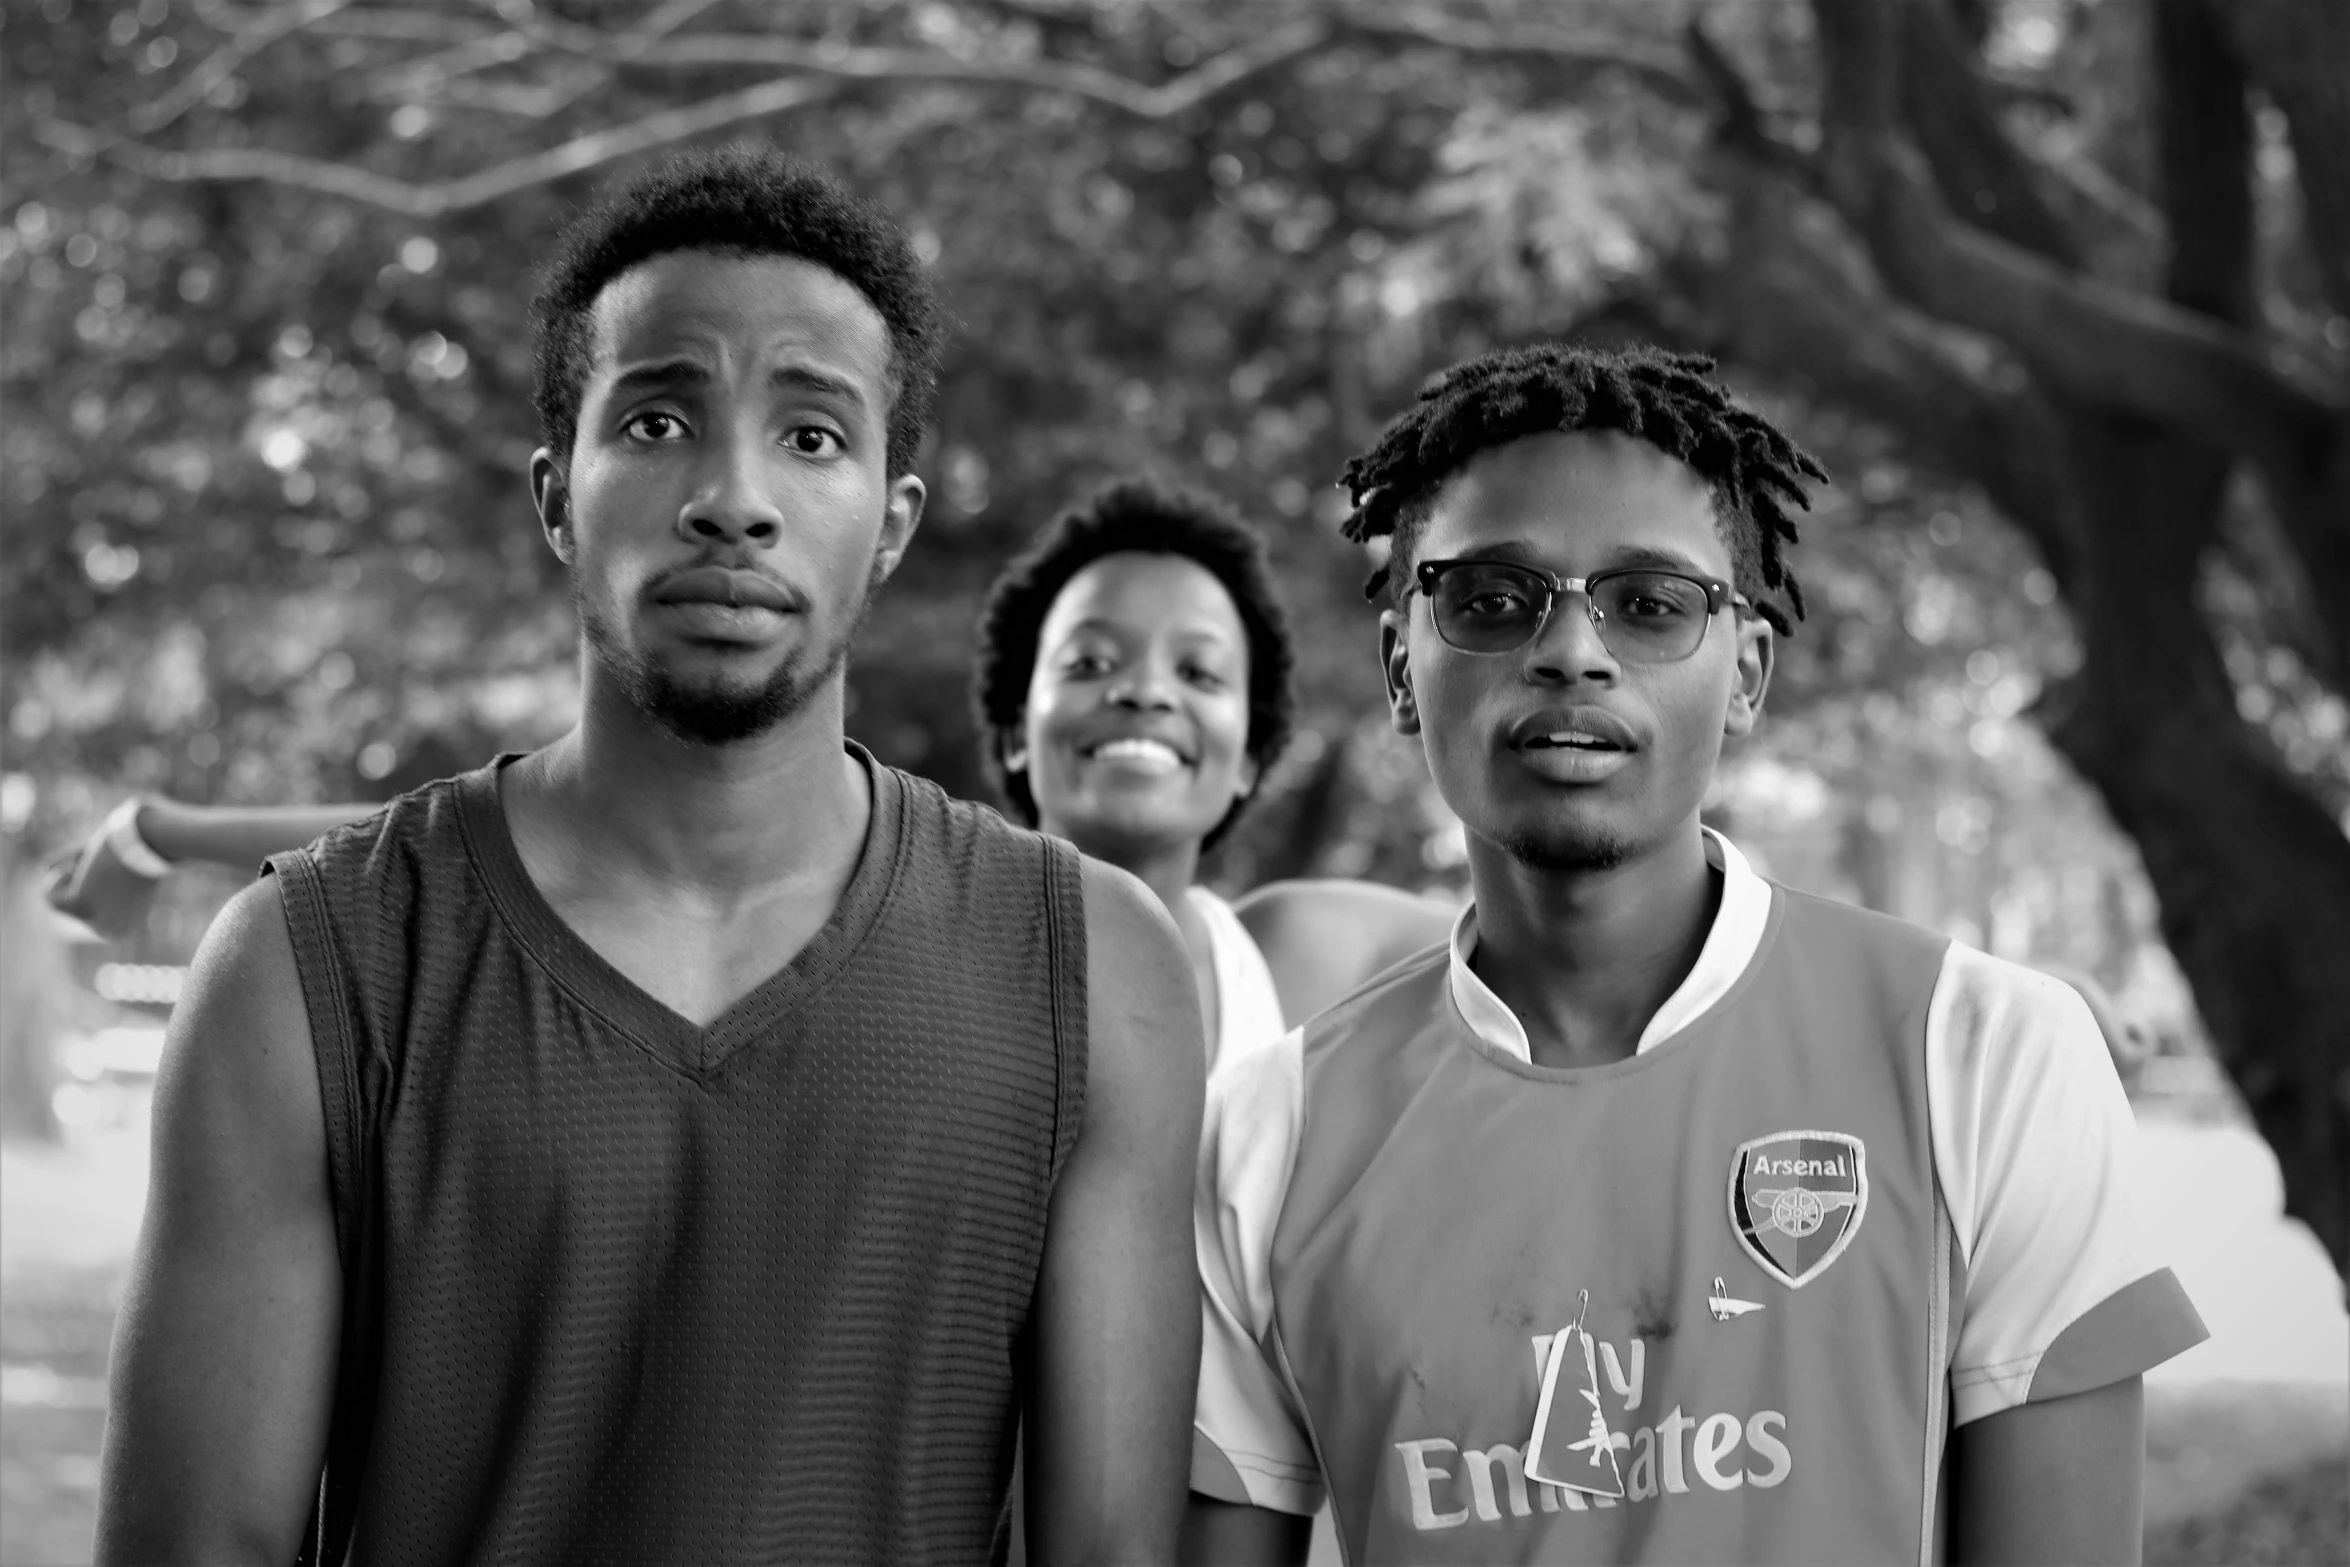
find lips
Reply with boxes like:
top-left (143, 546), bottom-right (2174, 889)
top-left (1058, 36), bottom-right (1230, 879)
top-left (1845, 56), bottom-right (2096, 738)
top-left (1508, 706), bottom-right (1640, 753)
top-left (1080, 735), bottom-right (1191, 775)
top-left (651, 566), bottom-right (802, 613)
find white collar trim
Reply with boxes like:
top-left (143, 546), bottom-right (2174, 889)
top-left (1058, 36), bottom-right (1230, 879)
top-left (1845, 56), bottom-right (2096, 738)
top-left (1446, 828), bottom-right (1773, 1063)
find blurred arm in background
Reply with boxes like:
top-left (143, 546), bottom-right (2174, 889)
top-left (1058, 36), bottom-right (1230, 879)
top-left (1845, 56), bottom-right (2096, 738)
top-left (43, 797), bottom-right (377, 939)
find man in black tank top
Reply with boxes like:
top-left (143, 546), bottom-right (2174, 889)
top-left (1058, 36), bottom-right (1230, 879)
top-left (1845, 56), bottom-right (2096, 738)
top-left (97, 150), bottom-right (1205, 1567)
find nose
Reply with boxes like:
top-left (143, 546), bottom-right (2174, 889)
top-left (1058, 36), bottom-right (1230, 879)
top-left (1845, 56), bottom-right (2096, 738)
top-left (1107, 659), bottom-right (1178, 711)
top-left (1522, 585), bottom-right (1618, 685)
top-left (676, 425), bottom-right (782, 549)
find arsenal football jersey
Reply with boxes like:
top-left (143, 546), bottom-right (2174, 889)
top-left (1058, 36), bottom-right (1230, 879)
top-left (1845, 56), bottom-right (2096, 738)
top-left (1190, 832), bottom-right (2205, 1565)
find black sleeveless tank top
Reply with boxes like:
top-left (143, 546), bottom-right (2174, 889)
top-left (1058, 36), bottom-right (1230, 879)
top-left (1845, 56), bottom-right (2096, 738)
top-left (267, 749), bottom-right (1087, 1566)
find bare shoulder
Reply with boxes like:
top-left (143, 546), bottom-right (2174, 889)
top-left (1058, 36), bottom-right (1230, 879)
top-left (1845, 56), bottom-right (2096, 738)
top-left (1234, 878), bottom-right (1458, 1026)
top-left (1077, 857), bottom-right (1206, 1116)
top-left (98, 877), bottom-right (339, 1564)
top-left (150, 876), bottom-right (326, 1200)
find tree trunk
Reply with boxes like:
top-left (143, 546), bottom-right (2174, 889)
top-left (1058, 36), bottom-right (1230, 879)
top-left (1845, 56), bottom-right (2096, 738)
top-left (1694, 0), bottom-right (2350, 1279)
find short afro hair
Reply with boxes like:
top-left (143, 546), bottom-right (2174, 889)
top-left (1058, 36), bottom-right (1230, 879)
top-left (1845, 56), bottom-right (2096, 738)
top-left (1341, 344), bottom-right (1826, 633)
top-left (531, 145), bottom-right (945, 478)
top-left (972, 478), bottom-right (1295, 851)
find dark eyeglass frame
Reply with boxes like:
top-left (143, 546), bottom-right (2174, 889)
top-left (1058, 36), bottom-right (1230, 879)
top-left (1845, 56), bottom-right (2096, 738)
top-left (1406, 557), bottom-right (1747, 662)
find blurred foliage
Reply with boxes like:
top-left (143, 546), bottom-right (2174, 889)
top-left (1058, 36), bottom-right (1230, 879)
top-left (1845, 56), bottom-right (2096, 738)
top-left (5, 0), bottom-right (2333, 1055)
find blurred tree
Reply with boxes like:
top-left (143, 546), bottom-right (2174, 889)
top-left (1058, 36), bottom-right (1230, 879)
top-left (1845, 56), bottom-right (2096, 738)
top-left (1, 0), bottom-right (2342, 1274)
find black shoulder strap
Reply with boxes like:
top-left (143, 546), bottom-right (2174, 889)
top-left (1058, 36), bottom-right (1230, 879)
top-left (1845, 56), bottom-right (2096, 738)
top-left (266, 849), bottom-right (385, 1567)
top-left (1040, 834), bottom-right (1089, 1190)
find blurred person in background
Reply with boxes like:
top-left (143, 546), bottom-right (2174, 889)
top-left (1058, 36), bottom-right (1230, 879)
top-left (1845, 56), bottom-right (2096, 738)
top-left (971, 477), bottom-right (1451, 1064)
top-left (1183, 344), bottom-right (2208, 1566)
top-left (92, 147), bottom-right (1203, 1567)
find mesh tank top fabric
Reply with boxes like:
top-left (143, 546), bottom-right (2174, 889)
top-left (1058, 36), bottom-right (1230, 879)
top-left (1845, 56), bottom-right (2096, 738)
top-left (267, 755), bottom-right (1087, 1566)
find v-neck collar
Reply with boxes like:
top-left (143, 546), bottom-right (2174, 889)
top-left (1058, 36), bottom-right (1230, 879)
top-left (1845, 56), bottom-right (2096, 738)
top-left (454, 743), bottom-right (906, 1080)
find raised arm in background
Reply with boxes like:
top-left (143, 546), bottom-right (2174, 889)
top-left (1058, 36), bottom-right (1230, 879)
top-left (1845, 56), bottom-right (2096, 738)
top-left (45, 796), bottom-right (378, 937)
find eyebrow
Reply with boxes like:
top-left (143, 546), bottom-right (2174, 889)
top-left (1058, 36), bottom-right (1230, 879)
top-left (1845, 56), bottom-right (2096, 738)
top-left (1453, 539), bottom-right (1713, 576)
top-left (770, 364), bottom-right (868, 407)
top-left (604, 359), bottom-right (870, 410)
top-left (607, 358), bottom-right (707, 399)
top-left (1059, 618), bottom-right (1240, 649)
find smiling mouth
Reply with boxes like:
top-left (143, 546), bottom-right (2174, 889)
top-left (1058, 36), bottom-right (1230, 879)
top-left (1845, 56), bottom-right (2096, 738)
top-left (1084, 738), bottom-right (1188, 773)
top-left (1522, 730), bottom-right (1624, 752)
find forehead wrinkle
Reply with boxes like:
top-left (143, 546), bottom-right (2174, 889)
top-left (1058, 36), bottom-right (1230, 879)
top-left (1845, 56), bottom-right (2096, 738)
top-left (586, 252), bottom-right (897, 407)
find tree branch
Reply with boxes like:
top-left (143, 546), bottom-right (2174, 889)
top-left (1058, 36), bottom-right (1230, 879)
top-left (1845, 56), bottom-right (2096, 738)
top-left (1680, 145), bottom-right (2088, 585)
top-left (511, 8), bottom-right (1697, 115)
top-left (508, 10), bottom-right (1343, 121)
top-left (107, 0), bottom-right (357, 143)
top-left (2210, 0), bottom-right (2350, 323)
top-left (1839, 139), bottom-right (2340, 465)
top-left (194, 2), bottom-right (499, 45)
top-left (1895, 0), bottom-right (2080, 266)
top-left (1808, 0), bottom-right (2341, 479)
top-left (32, 73), bottom-right (843, 220)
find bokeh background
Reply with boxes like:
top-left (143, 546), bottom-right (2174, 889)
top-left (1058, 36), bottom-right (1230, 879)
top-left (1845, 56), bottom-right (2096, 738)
top-left (3, 2), bottom-right (2345, 1563)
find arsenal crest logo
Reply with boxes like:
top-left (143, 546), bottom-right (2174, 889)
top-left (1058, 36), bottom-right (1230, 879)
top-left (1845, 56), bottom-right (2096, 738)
top-left (1728, 1130), bottom-right (1867, 1289)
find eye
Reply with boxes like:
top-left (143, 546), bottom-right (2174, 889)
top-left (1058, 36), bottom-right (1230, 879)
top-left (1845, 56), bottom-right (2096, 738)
top-left (1182, 663), bottom-right (1228, 690)
top-left (783, 424), bottom-right (844, 457)
top-left (1607, 576), bottom-right (1704, 619)
top-left (1460, 587), bottom-right (1533, 619)
top-left (1060, 650), bottom-right (1113, 678)
top-left (621, 409), bottom-right (690, 442)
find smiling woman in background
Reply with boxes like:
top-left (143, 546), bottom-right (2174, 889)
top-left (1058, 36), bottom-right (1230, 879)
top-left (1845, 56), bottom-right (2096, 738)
top-left (973, 477), bottom-right (1451, 1067)
top-left (48, 476), bottom-right (1453, 1064)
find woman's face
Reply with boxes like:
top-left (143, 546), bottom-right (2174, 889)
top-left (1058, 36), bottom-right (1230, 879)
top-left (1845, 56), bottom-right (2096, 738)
top-left (1011, 551), bottom-right (1257, 863)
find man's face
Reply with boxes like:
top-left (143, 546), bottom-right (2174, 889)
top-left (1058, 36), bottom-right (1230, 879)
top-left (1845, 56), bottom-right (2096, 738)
top-left (532, 250), bottom-right (924, 745)
top-left (1382, 429), bottom-right (1770, 871)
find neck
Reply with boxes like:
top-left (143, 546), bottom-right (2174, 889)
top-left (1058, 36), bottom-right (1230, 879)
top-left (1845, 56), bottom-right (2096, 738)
top-left (1463, 822), bottom-right (1718, 1069)
top-left (519, 664), bottom-right (867, 898)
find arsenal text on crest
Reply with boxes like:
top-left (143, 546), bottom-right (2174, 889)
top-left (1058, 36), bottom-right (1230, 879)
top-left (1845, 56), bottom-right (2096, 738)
top-left (1727, 1130), bottom-right (1868, 1290)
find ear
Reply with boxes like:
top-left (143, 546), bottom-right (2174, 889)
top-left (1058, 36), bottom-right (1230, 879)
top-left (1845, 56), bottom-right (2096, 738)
top-left (998, 723), bottom-right (1028, 777)
top-left (1380, 608), bottom-right (1421, 737)
top-left (1233, 751), bottom-right (1262, 801)
top-left (529, 447), bottom-right (572, 565)
top-left (1723, 613), bottom-right (1775, 740)
top-left (872, 472), bottom-right (926, 586)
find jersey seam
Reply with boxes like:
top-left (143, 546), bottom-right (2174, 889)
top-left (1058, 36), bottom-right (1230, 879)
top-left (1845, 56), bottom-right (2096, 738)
top-left (1951, 1352), bottom-right (2044, 1383)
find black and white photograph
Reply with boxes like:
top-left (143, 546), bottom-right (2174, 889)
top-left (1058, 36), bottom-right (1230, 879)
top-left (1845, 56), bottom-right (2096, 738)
top-left (2, 2), bottom-right (2345, 1563)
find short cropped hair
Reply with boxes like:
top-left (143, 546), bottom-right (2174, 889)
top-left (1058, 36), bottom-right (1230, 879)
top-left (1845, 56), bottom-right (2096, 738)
top-left (531, 146), bottom-right (945, 477)
top-left (1341, 344), bottom-right (1826, 633)
top-left (972, 479), bottom-right (1295, 850)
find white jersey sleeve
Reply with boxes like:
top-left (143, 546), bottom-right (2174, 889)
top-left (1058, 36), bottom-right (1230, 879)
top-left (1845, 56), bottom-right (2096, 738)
top-left (1927, 946), bottom-right (2208, 1425)
top-left (1190, 1026), bottom-right (1326, 1515)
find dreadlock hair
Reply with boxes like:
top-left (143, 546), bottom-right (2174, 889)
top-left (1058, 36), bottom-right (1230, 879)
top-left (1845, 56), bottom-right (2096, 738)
top-left (1338, 344), bottom-right (1826, 634)
top-left (972, 477), bottom-right (1295, 852)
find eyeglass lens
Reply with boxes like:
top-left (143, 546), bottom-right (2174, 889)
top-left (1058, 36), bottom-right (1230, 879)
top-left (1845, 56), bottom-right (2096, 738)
top-left (1428, 564), bottom-right (1714, 661)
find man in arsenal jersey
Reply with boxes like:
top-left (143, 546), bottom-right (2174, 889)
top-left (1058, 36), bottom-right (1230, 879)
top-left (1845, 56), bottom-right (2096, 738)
top-left (1182, 344), bottom-right (2206, 1565)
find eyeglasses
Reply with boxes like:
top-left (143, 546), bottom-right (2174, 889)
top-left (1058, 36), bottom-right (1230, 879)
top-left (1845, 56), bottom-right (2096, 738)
top-left (1407, 558), bottom-right (1744, 662)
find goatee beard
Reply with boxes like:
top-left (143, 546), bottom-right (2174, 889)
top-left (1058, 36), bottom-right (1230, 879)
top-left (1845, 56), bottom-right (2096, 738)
top-left (1499, 823), bottom-right (1632, 872)
top-left (576, 567), bottom-right (874, 746)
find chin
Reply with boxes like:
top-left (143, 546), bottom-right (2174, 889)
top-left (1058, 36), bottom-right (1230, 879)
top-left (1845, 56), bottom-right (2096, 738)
top-left (1489, 811), bottom-right (1640, 872)
top-left (606, 634), bottom-right (838, 747)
